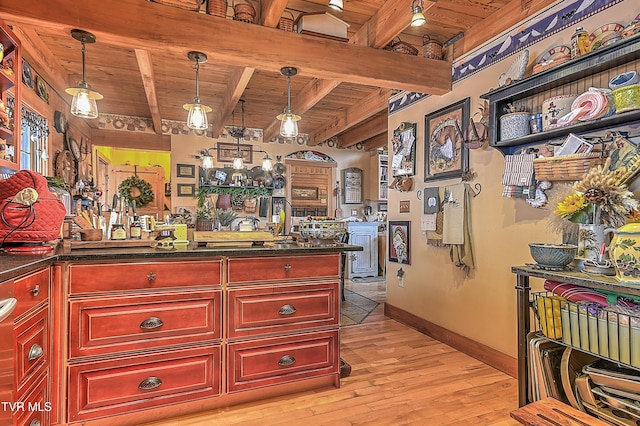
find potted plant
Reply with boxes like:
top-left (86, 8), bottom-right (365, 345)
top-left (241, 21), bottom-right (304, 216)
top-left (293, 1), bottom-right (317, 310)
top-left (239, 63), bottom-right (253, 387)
top-left (216, 208), bottom-right (238, 231)
top-left (196, 205), bottom-right (215, 231)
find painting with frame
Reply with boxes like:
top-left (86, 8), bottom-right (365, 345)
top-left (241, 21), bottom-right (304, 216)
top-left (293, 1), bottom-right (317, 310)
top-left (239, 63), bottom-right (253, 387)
top-left (391, 122), bottom-right (417, 177)
top-left (217, 142), bottom-right (253, 164)
top-left (389, 220), bottom-right (410, 265)
top-left (424, 98), bottom-right (470, 182)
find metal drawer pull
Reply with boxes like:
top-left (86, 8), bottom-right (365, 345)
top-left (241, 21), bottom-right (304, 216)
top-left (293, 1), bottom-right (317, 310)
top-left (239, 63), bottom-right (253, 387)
top-left (140, 317), bottom-right (164, 329)
top-left (278, 304), bottom-right (297, 315)
top-left (28, 344), bottom-right (43, 361)
top-left (29, 419), bottom-right (41, 426)
top-left (138, 376), bottom-right (163, 390)
top-left (284, 264), bottom-right (292, 271)
top-left (31, 284), bottom-right (40, 297)
top-left (278, 355), bottom-right (296, 366)
top-left (147, 272), bottom-right (156, 282)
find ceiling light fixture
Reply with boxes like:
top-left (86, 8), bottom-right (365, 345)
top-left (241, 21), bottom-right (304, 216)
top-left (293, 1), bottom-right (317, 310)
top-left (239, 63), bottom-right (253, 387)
top-left (65, 29), bottom-right (103, 119)
top-left (199, 150), bottom-right (214, 169)
top-left (328, 0), bottom-right (343, 12)
top-left (411, 0), bottom-right (427, 27)
top-left (229, 99), bottom-right (246, 170)
top-left (183, 51), bottom-right (212, 130)
top-left (277, 67), bottom-right (301, 138)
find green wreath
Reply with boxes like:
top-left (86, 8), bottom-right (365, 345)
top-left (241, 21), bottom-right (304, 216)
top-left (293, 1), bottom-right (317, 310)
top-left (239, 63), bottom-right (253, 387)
top-left (118, 175), bottom-right (154, 207)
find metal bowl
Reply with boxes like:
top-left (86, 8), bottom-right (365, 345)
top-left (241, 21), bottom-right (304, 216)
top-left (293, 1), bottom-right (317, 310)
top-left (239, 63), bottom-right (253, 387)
top-left (529, 243), bottom-right (577, 268)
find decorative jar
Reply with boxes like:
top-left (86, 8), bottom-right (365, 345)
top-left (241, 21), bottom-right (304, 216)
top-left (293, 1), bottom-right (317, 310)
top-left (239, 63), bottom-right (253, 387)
top-left (499, 112), bottom-right (530, 141)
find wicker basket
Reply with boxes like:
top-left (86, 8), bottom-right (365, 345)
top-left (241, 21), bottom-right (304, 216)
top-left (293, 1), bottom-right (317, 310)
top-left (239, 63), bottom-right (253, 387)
top-left (386, 37), bottom-right (418, 56)
top-left (278, 10), bottom-right (295, 32)
top-left (233, 1), bottom-right (256, 24)
top-left (206, 0), bottom-right (228, 17)
top-left (422, 35), bottom-right (443, 60)
top-left (151, 0), bottom-right (202, 11)
top-left (533, 153), bottom-right (606, 181)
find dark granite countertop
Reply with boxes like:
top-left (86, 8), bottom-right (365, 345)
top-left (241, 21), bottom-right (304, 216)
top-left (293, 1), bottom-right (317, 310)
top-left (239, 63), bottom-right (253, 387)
top-left (0, 242), bottom-right (363, 282)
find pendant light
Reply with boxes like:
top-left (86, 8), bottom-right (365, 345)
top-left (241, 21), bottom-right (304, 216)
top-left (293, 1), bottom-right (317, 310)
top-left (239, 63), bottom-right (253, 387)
top-left (183, 51), bottom-right (212, 130)
top-left (199, 149), bottom-right (214, 169)
top-left (276, 67), bottom-right (301, 138)
top-left (328, 0), bottom-right (343, 12)
top-left (410, 0), bottom-right (426, 27)
top-left (229, 100), bottom-right (246, 170)
top-left (65, 29), bottom-right (103, 119)
top-left (261, 153), bottom-right (273, 171)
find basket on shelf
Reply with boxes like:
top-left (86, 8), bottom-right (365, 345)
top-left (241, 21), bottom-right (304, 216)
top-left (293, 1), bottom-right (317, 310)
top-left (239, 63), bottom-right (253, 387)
top-left (151, 0), bottom-right (203, 11)
top-left (206, 0), bottom-right (228, 17)
top-left (422, 35), bottom-right (443, 60)
top-left (533, 153), bottom-right (607, 181)
top-left (278, 10), bottom-right (295, 32)
top-left (233, 0), bottom-right (256, 24)
top-left (386, 37), bottom-right (419, 56)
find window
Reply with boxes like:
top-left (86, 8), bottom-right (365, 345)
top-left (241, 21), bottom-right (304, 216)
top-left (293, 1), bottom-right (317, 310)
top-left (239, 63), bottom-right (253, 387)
top-left (21, 106), bottom-right (49, 174)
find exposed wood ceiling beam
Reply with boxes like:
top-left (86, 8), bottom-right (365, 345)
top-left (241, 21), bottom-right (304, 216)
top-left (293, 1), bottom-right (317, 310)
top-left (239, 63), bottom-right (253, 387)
top-left (0, 0), bottom-right (452, 94)
top-left (134, 49), bottom-right (162, 134)
top-left (91, 128), bottom-right (171, 151)
top-left (308, 88), bottom-right (391, 146)
top-left (10, 25), bottom-right (69, 101)
top-left (210, 67), bottom-right (255, 138)
top-left (338, 113), bottom-right (387, 148)
top-left (457, 0), bottom-right (557, 57)
top-left (263, 0), bottom-right (423, 142)
top-left (363, 132), bottom-right (388, 151)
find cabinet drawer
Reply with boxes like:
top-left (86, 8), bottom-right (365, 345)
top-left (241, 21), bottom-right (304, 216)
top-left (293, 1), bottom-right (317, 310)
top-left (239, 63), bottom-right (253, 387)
top-left (69, 259), bottom-right (222, 294)
top-left (68, 345), bottom-right (221, 422)
top-left (15, 372), bottom-right (50, 426)
top-left (227, 282), bottom-right (339, 338)
top-left (14, 268), bottom-right (49, 319)
top-left (69, 290), bottom-right (221, 358)
top-left (15, 306), bottom-right (48, 393)
top-left (227, 330), bottom-right (338, 392)
top-left (227, 254), bottom-right (339, 285)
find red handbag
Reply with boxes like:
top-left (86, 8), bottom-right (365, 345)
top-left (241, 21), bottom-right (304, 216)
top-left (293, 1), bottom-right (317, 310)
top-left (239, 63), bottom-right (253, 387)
top-left (0, 170), bottom-right (66, 245)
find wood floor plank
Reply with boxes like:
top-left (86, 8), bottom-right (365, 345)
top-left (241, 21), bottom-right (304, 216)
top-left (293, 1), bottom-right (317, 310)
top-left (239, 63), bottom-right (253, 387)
top-left (143, 279), bottom-right (521, 426)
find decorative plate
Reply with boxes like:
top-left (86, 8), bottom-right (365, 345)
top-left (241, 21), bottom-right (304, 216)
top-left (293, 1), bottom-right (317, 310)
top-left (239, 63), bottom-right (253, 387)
top-left (66, 131), bottom-right (81, 161)
top-left (54, 111), bottom-right (68, 134)
top-left (22, 59), bottom-right (33, 88)
top-left (536, 45), bottom-right (570, 65)
top-left (498, 49), bottom-right (529, 87)
top-left (35, 75), bottom-right (49, 104)
top-left (273, 175), bottom-right (286, 189)
top-left (54, 150), bottom-right (76, 186)
top-left (589, 23), bottom-right (624, 50)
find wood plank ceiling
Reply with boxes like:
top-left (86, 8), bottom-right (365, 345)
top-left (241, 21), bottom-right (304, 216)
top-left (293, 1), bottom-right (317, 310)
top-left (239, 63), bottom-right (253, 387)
top-left (0, 0), bottom-right (554, 151)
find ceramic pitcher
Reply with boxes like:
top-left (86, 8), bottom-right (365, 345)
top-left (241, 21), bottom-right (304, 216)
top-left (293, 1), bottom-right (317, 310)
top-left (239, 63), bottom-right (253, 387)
top-left (577, 224), bottom-right (614, 262)
top-left (609, 223), bottom-right (640, 283)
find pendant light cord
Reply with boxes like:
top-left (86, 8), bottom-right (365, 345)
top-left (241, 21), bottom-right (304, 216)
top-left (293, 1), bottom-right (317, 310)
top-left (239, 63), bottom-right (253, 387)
top-left (194, 57), bottom-right (201, 101)
top-left (80, 38), bottom-right (87, 84)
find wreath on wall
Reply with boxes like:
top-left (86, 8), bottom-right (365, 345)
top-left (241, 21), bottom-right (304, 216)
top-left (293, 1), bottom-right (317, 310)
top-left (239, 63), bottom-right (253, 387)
top-left (118, 175), bottom-right (154, 207)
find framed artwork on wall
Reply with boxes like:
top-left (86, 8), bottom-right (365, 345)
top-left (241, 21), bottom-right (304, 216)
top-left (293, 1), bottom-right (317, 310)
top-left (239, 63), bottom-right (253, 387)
top-left (217, 142), bottom-right (253, 164)
top-left (391, 122), bottom-right (417, 177)
top-left (424, 97), bottom-right (470, 182)
top-left (389, 221), bottom-right (410, 264)
top-left (176, 163), bottom-right (195, 178)
top-left (176, 183), bottom-right (195, 197)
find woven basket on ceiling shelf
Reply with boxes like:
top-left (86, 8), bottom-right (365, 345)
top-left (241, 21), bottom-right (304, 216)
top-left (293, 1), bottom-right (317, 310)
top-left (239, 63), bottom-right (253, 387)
top-left (206, 0), bottom-right (228, 17)
top-left (422, 35), bottom-right (443, 60)
top-left (278, 10), bottom-right (295, 32)
top-left (533, 153), bottom-right (607, 181)
top-left (233, 1), bottom-right (256, 24)
top-left (386, 37), bottom-right (419, 56)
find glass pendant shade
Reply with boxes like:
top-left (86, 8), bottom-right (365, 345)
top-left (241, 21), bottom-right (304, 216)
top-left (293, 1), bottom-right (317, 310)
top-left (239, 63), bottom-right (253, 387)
top-left (328, 0), bottom-right (343, 11)
top-left (277, 67), bottom-right (301, 138)
top-left (232, 153), bottom-right (244, 170)
top-left (200, 152), bottom-right (214, 169)
top-left (66, 30), bottom-right (102, 119)
top-left (410, 0), bottom-right (426, 27)
top-left (184, 51), bottom-right (211, 130)
top-left (261, 154), bottom-right (273, 171)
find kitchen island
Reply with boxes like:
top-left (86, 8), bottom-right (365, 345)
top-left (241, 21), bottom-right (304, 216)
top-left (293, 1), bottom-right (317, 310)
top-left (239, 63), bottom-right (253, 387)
top-left (1, 242), bottom-right (362, 426)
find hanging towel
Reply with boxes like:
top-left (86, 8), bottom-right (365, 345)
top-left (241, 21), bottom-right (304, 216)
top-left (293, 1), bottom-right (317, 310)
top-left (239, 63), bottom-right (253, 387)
top-left (449, 184), bottom-right (475, 272)
top-left (423, 187), bottom-right (440, 214)
top-left (502, 153), bottom-right (535, 187)
top-left (443, 184), bottom-right (465, 245)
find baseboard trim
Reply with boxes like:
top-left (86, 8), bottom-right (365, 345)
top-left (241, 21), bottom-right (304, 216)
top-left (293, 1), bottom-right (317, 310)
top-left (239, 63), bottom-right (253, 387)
top-left (384, 303), bottom-right (518, 378)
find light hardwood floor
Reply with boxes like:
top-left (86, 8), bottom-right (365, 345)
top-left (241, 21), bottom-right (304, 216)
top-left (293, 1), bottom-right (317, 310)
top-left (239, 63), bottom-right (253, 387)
top-left (145, 279), bottom-right (521, 426)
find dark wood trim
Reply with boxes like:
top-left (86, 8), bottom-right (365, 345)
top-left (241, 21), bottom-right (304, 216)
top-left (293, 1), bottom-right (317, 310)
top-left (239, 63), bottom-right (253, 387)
top-left (384, 303), bottom-right (518, 378)
top-left (90, 128), bottom-right (171, 151)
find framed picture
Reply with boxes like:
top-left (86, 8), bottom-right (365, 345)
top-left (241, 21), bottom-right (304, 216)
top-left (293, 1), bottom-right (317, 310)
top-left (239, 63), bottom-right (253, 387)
top-left (391, 122), bottom-right (417, 177)
top-left (291, 187), bottom-right (318, 200)
top-left (389, 221), bottom-right (410, 264)
top-left (424, 98), bottom-right (470, 182)
top-left (176, 183), bottom-right (195, 197)
top-left (176, 163), bottom-right (195, 178)
top-left (217, 142), bottom-right (253, 164)
top-left (399, 200), bottom-right (410, 213)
